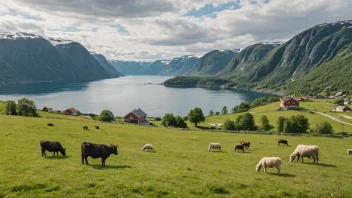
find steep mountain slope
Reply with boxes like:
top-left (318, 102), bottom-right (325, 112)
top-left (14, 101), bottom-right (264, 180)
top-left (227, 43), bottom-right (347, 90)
top-left (108, 60), bottom-right (151, 75)
top-left (218, 43), bottom-right (279, 77)
top-left (287, 43), bottom-right (352, 95)
top-left (233, 20), bottom-right (352, 89)
top-left (0, 33), bottom-right (83, 84)
top-left (159, 55), bottom-right (198, 75)
top-left (91, 53), bottom-right (124, 77)
top-left (143, 60), bottom-right (170, 75)
top-left (187, 49), bottom-right (239, 76)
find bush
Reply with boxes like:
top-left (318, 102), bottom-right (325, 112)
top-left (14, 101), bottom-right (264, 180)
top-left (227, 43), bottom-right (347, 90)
top-left (175, 116), bottom-right (187, 128)
top-left (333, 98), bottom-right (344, 105)
top-left (223, 119), bottom-right (235, 130)
top-left (161, 113), bottom-right (177, 127)
top-left (16, 98), bottom-right (37, 117)
top-left (315, 121), bottom-right (334, 134)
top-left (235, 113), bottom-right (257, 130)
top-left (261, 115), bottom-right (273, 131)
top-left (99, 110), bottom-right (115, 122)
top-left (5, 100), bottom-right (17, 115)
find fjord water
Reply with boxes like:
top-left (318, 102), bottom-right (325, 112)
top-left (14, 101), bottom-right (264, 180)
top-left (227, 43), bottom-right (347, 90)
top-left (0, 76), bottom-right (276, 117)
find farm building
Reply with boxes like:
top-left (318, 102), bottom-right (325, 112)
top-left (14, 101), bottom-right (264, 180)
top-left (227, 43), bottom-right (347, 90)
top-left (42, 106), bottom-right (49, 112)
top-left (123, 108), bottom-right (147, 124)
top-left (280, 97), bottom-right (300, 109)
top-left (333, 106), bottom-right (351, 112)
top-left (63, 107), bottom-right (79, 116)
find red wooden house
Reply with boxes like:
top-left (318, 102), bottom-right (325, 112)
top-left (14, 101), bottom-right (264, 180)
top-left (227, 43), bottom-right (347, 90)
top-left (63, 107), bottom-right (79, 116)
top-left (280, 97), bottom-right (300, 109)
top-left (123, 108), bottom-right (147, 124)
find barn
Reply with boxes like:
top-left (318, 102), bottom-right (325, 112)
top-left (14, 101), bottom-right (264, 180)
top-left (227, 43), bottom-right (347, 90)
top-left (123, 108), bottom-right (147, 124)
top-left (63, 107), bottom-right (79, 116)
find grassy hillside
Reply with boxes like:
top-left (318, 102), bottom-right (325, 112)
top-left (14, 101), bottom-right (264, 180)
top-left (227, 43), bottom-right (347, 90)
top-left (0, 113), bottom-right (352, 197)
top-left (199, 100), bottom-right (352, 133)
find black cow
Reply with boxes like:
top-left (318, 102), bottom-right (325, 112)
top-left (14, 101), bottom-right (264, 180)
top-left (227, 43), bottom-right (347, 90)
top-left (95, 126), bottom-right (100, 129)
top-left (47, 123), bottom-right (54, 127)
top-left (83, 126), bottom-right (88, 130)
top-left (278, 139), bottom-right (289, 146)
top-left (81, 142), bottom-right (118, 165)
top-left (40, 140), bottom-right (66, 156)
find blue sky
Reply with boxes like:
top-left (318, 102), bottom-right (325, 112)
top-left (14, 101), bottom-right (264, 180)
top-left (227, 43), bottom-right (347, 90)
top-left (0, 0), bottom-right (351, 61)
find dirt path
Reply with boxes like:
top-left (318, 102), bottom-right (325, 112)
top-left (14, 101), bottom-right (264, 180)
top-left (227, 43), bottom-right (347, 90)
top-left (313, 111), bottom-right (352, 126)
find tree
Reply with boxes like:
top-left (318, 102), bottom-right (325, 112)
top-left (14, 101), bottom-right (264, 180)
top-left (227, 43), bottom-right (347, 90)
top-left (161, 113), bottom-right (177, 127)
top-left (315, 121), bottom-right (334, 134)
top-left (16, 98), bottom-right (37, 117)
top-left (175, 116), bottom-right (187, 128)
top-left (261, 115), bottom-right (272, 131)
top-left (188, 107), bottom-right (205, 127)
top-left (232, 102), bottom-right (250, 113)
top-left (221, 106), bottom-right (228, 115)
top-left (209, 110), bottom-right (214, 116)
top-left (235, 113), bottom-right (257, 130)
top-left (277, 116), bottom-right (287, 132)
top-left (5, 100), bottom-right (17, 115)
top-left (99, 109), bottom-right (115, 122)
top-left (333, 98), bottom-right (344, 105)
top-left (215, 112), bottom-right (220, 115)
top-left (283, 114), bottom-right (310, 133)
top-left (223, 119), bottom-right (235, 130)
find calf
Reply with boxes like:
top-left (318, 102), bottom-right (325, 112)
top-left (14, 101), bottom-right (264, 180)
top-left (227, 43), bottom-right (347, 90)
top-left (235, 144), bottom-right (245, 153)
top-left (278, 139), bottom-right (289, 146)
top-left (83, 126), bottom-right (89, 130)
top-left (81, 142), bottom-right (118, 165)
top-left (47, 123), bottom-right (54, 127)
top-left (241, 141), bottom-right (250, 150)
top-left (40, 140), bottom-right (66, 156)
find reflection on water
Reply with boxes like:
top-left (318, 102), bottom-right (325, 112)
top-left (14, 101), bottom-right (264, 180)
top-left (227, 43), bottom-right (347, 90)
top-left (0, 76), bottom-right (277, 117)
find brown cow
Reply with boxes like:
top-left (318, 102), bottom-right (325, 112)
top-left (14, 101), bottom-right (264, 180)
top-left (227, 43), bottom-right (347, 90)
top-left (47, 123), bottom-right (54, 127)
top-left (83, 126), bottom-right (88, 130)
top-left (278, 139), bottom-right (289, 146)
top-left (235, 144), bottom-right (244, 153)
top-left (241, 141), bottom-right (250, 150)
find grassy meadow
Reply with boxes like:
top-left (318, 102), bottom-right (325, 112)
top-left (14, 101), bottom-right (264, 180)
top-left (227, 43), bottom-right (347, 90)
top-left (1, 111), bottom-right (352, 197)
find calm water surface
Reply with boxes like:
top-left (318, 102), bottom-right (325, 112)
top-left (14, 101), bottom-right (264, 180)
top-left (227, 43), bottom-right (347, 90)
top-left (0, 76), bottom-right (277, 117)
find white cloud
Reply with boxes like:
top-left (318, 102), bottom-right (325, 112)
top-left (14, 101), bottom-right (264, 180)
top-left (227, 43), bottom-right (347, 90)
top-left (0, 0), bottom-right (351, 61)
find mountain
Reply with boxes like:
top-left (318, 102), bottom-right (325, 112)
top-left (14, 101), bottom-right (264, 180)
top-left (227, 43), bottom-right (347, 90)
top-left (217, 43), bottom-right (279, 77)
top-left (143, 60), bottom-right (170, 75)
top-left (91, 53), bottom-right (124, 77)
top-left (231, 20), bottom-right (352, 90)
top-left (187, 49), bottom-right (240, 76)
top-left (0, 33), bottom-right (122, 84)
top-left (108, 60), bottom-right (151, 75)
top-left (159, 55), bottom-right (198, 75)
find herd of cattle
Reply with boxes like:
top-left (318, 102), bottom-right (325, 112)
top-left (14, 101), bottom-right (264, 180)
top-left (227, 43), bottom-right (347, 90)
top-left (40, 123), bottom-right (352, 176)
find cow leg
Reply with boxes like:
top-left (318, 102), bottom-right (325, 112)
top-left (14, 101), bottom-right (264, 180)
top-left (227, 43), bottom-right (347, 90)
top-left (102, 158), bottom-right (106, 166)
top-left (301, 157), bottom-right (304, 163)
top-left (84, 157), bottom-right (89, 165)
top-left (42, 149), bottom-right (45, 156)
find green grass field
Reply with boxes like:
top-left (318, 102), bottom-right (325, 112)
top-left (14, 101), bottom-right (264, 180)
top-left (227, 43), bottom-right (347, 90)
top-left (201, 100), bottom-right (352, 133)
top-left (1, 113), bottom-right (352, 198)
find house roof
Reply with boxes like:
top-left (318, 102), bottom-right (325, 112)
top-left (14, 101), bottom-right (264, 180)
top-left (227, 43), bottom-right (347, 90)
top-left (65, 107), bottom-right (78, 113)
top-left (335, 106), bottom-right (351, 111)
top-left (130, 108), bottom-right (147, 118)
top-left (280, 97), bottom-right (299, 103)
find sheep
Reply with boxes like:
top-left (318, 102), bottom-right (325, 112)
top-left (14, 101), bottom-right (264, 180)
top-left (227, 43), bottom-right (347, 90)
top-left (290, 145), bottom-right (319, 164)
top-left (142, 144), bottom-right (155, 152)
top-left (208, 143), bottom-right (222, 152)
top-left (256, 157), bottom-right (281, 176)
top-left (347, 149), bottom-right (352, 155)
top-left (235, 144), bottom-right (244, 153)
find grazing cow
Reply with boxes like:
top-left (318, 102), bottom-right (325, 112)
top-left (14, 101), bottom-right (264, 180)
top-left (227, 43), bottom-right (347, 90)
top-left (235, 144), bottom-right (244, 153)
top-left (95, 126), bottom-right (100, 129)
top-left (81, 142), bottom-right (118, 165)
top-left (40, 140), bottom-right (66, 156)
top-left (83, 126), bottom-right (89, 130)
top-left (47, 123), bottom-right (54, 127)
top-left (241, 141), bottom-right (250, 150)
top-left (278, 139), bottom-right (289, 146)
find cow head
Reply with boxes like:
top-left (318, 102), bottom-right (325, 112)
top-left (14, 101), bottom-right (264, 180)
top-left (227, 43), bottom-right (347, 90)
top-left (60, 148), bottom-right (66, 156)
top-left (111, 144), bottom-right (118, 155)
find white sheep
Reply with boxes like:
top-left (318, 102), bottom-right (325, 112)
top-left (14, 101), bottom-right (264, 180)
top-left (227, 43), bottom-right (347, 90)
top-left (208, 143), bottom-right (222, 152)
top-left (347, 149), bottom-right (352, 155)
top-left (256, 157), bottom-right (281, 176)
top-left (142, 144), bottom-right (155, 152)
top-left (290, 145), bottom-right (319, 164)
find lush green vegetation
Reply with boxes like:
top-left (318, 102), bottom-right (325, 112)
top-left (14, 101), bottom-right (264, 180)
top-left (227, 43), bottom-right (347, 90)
top-left (163, 76), bottom-right (230, 88)
top-left (1, 107), bottom-right (352, 197)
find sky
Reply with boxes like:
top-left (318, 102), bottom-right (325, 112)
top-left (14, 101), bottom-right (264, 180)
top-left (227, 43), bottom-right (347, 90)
top-left (0, 0), bottom-right (351, 61)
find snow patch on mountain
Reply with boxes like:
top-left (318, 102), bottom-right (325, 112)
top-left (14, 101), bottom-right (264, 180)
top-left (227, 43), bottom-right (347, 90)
top-left (47, 37), bottom-right (74, 46)
top-left (261, 41), bottom-right (283, 47)
top-left (0, 32), bottom-right (41, 40)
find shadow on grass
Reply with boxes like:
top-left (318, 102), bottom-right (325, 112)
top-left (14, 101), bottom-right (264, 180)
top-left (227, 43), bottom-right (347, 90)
top-left (43, 156), bottom-right (71, 160)
top-left (91, 165), bottom-right (132, 170)
top-left (266, 173), bottom-right (295, 177)
top-left (306, 163), bottom-right (337, 168)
